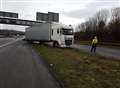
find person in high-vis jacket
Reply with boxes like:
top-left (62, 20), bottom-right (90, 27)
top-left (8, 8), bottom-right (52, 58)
top-left (90, 36), bottom-right (98, 52)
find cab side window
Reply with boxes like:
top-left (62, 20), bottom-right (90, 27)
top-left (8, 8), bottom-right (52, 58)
top-left (52, 29), bottom-right (53, 35)
top-left (57, 29), bottom-right (59, 34)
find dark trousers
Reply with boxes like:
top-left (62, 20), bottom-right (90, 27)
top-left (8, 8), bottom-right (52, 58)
top-left (91, 44), bottom-right (97, 52)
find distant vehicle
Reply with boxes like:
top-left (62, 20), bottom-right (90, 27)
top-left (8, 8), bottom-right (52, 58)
top-left (25, 22), bottom-right (74, 47)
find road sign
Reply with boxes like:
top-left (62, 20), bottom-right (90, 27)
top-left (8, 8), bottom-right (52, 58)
top-left (48, 12), bottom-right (59, 22)
top-left (36, 12), bottom-right (48, 22)
top-left (0, 11), bottom-right (18, 18)
top-left (36, 12), bottom-right (59, 22)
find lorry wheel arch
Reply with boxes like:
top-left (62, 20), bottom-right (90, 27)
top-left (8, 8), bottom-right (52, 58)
top-left (53, 41), bottom-right (59, 47)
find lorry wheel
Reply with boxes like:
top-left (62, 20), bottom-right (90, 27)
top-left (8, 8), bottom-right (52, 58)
top-left (28, 41), bottom-right (33, 43)
top-left (53, 41), bottom-right (56, 47)
top-left (53, 41), bottom-right (59, 47)
top-left (56, 42), bottom-right (59, 47)
top-left (39, 42), bottom-right (42, 45)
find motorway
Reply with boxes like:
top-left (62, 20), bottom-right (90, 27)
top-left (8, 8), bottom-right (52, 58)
top-left (0, 38), bottom-right (120, 88)
top-left (0, 38), bottom-right (59, 88)
top-left (72, 44), bottom-right (120, 59)
top-left (0, 38), bottom-right (15, 46)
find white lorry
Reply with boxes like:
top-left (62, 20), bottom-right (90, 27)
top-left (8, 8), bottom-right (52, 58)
top-left (25, 22), bottom-right (74, 47)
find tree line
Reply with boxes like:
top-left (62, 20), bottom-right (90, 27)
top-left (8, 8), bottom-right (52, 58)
top-left (75, 7), bottom-right (120, 43)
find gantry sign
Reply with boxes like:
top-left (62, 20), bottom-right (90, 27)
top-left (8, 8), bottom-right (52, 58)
top-left (0, 11), bottom-right (59, 26)
top-left (36, 12), bottom-right (59, 22)
top-left (0, 11), bottom-right (42, 26)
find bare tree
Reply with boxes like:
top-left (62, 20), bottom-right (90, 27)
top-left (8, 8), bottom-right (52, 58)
top-left (94, 9), bottom-right (109, 30)
top-left (111, 7), bottom-right (120, 22)
top-left (108, 7), bottom-right (120, 42)
top-left (75, 8), bottom-right (120, 43)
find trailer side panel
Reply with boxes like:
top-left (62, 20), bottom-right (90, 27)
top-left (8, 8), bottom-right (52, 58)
top-left (25, 23), bottom-right (51, 41)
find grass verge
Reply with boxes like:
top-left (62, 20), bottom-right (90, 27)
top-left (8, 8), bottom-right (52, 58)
top-left (33, 44), bottom-right (120, 88)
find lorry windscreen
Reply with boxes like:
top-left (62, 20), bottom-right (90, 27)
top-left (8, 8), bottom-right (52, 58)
top-left (61, 28), bottom-right (73, 35)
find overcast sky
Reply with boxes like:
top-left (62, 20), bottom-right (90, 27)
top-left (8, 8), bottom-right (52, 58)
top-left (0, 0), bottom-right (120, 31)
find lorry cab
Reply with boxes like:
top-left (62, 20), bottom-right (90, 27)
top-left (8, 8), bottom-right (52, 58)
top-left (51, 23), bottom-right (74, 47)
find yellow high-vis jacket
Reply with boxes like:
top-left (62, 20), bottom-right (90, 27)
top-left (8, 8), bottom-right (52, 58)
top-left (92, 38), bottom-right (98, 44)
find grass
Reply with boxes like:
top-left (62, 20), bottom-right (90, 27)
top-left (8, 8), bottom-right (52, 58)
top-left (33, 44), bottom-right (120, 88)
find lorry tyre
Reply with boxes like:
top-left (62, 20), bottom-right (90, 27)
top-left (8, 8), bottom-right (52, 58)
top-left (53, 41), bottom-right (59, 47)
top-left (28, 40), bottom-right (33, 43)
top-left (53, 41), bottom-right (56, 47)
top-left (56, 41), bottom-right (59, 47)
top-left (39, 42), bottom-right (42, 45)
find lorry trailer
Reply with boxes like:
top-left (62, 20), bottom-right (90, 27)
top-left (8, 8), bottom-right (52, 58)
top-left (25, 22), bottom-right (74, 47)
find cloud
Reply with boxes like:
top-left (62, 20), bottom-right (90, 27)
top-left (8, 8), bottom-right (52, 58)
top-left (62, 0), bottom-right (119, 20)
top-left (1, 0), bottom-right (93, 23)
top-left (1, 0), bottom-right (94, 19)
top-left (1, 0), bottom-right (120, 31)
top-left (1, 0), bottom-right (52, 20)
top-left (60, 14), bottom-right (85, 25)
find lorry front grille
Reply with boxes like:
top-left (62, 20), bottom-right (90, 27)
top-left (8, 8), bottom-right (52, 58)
top-left (65, 40), bottom-right (72, 45)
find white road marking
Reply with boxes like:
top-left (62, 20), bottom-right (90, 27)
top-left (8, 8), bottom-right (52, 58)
top-left (0, 38), bottom-right (24, 48)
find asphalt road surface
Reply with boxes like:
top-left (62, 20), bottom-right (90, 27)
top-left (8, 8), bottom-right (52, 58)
top-left (0, 38), bottom-right (15, 46)
top-left (0, 38), bottom-right (59, 88)
top-left (72, 44), bottom-right (120, 59)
